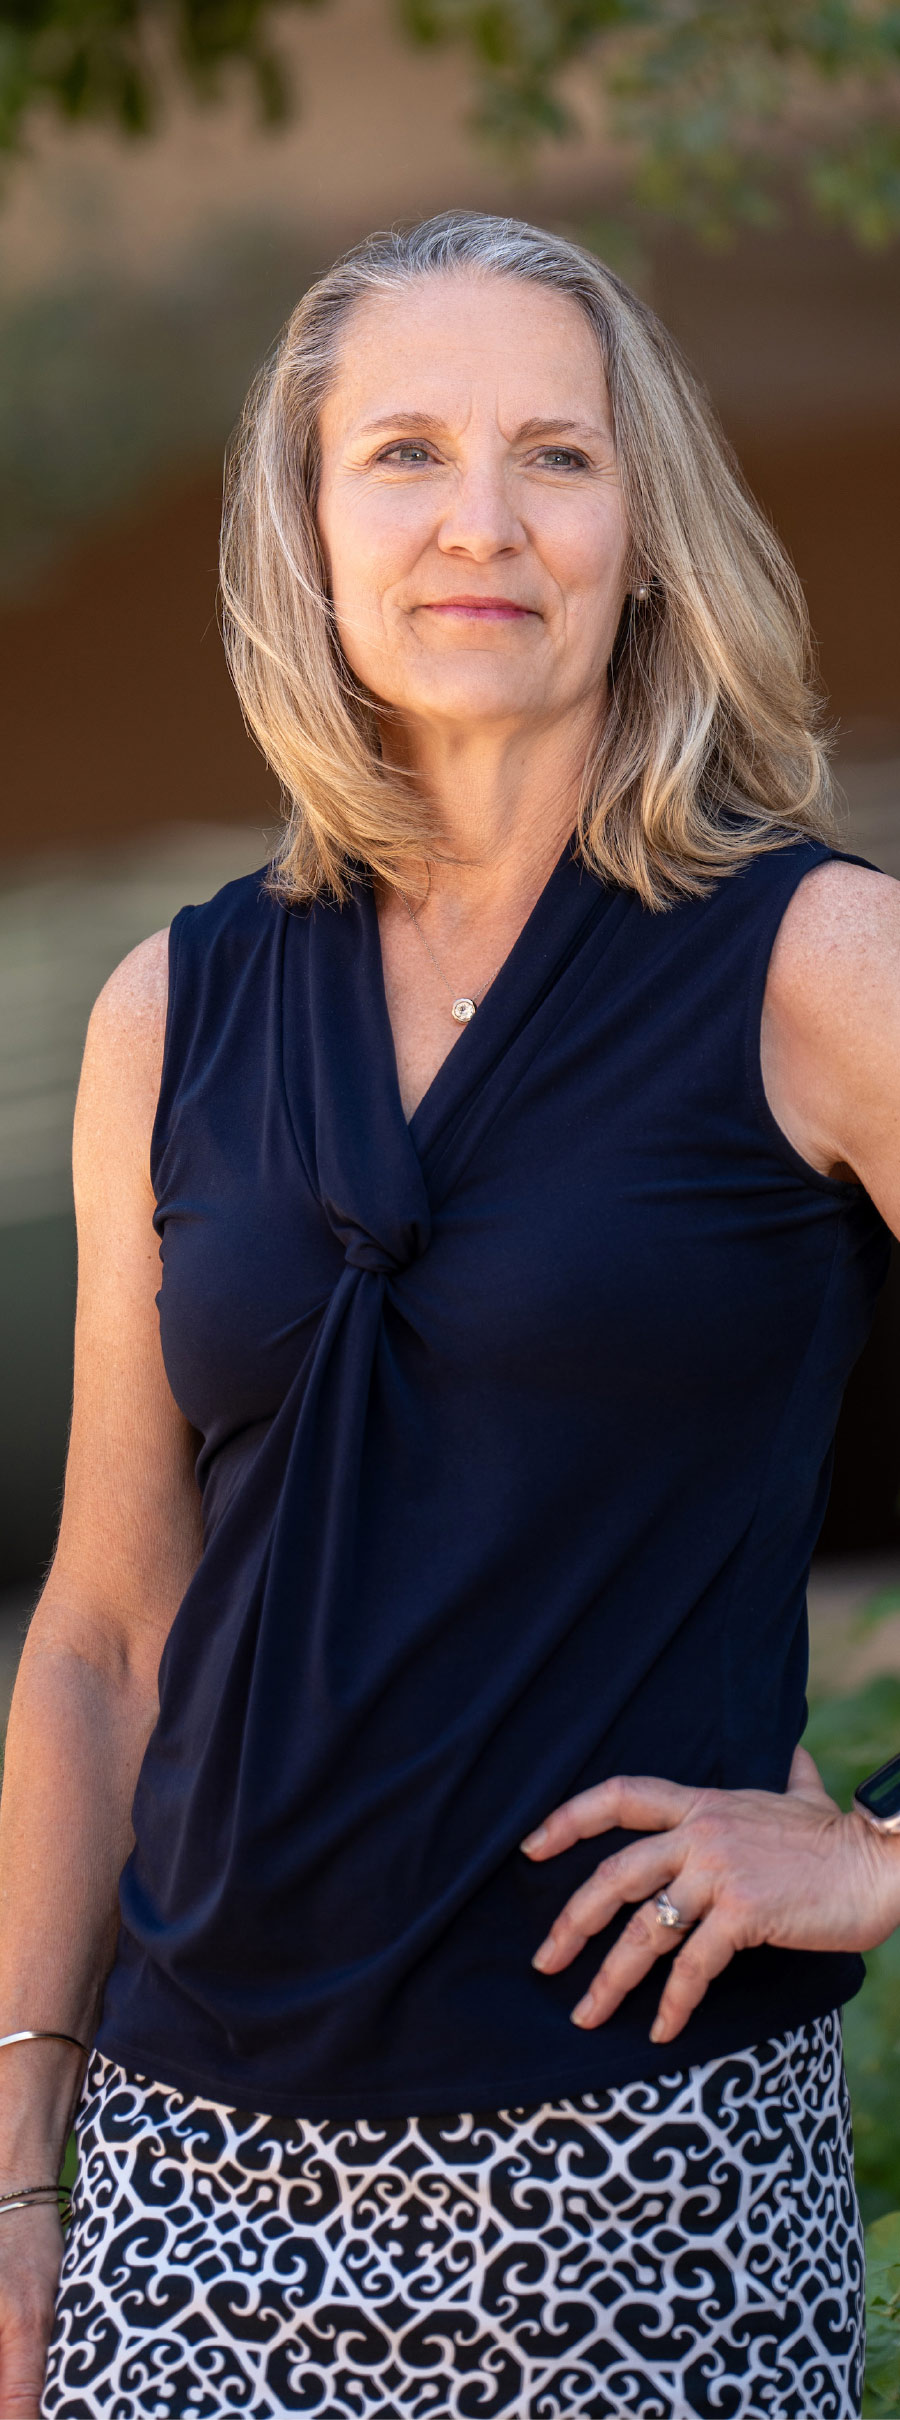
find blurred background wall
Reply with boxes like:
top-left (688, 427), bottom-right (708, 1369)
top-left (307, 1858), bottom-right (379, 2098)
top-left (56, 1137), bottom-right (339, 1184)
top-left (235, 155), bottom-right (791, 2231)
top-left (6, 19), bottom-right (900, 2375)
top-left (1, 0), bottom-right (899, 1592)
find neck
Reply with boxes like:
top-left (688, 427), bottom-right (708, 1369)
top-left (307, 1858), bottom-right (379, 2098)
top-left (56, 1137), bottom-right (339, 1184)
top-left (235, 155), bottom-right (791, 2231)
top-left (381, 702), bottom-right (596, 917)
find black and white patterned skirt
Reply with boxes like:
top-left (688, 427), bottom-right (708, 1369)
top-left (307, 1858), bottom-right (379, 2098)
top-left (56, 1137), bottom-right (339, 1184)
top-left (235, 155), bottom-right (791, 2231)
top-left (41, 2009), bottom-right (863, 2419)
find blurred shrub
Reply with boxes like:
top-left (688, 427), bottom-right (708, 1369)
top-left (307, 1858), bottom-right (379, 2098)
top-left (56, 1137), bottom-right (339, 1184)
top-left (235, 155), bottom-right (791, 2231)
top-left (1, 1), bottom-right (900, 246)
top-left (805, 1673), bottom-right (900, 2224)
top-left (864, 2211), bottom-right (900, 2415)
top-left (0, 220), bottom-right (315, 594)
top-left (805, 1669), bottom-right (900, 2412)
top-left (405, 0), bottom-right (900, 246)
top-left (0, 0), bottom-right (323, 146)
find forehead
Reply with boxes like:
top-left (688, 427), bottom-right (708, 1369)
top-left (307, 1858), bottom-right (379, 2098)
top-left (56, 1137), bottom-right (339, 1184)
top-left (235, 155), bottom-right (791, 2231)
top-left (321, 273), bottom-right (611, 440)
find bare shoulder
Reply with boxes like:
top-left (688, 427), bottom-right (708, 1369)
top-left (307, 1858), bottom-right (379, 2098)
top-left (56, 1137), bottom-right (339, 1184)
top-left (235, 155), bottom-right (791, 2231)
top-left (75, 928), bottom-right (171, 1190)
top-left (89, 925), bottom-right (170, 1043)
top-left (762, 856), bottom-right (900, 1201)
top-left (767, 858), bottom-right (900, 1027)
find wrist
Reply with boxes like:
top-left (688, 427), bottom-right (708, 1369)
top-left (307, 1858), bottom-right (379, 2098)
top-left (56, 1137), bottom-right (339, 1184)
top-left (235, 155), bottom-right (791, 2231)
top-left (848, 1807), bottom-right (900, 1942)
top-left (0, 2039), bottom-right (86, 2184)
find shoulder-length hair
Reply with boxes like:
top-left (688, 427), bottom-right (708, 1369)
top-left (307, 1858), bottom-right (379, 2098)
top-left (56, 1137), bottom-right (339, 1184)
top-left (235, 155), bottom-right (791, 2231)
top-left (219, 209), bottom-right (835, 910)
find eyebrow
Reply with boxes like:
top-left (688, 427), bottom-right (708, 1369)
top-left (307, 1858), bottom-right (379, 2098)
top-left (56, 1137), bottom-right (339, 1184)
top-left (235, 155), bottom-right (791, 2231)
top-left (354, 411), bottom-right (609, 444)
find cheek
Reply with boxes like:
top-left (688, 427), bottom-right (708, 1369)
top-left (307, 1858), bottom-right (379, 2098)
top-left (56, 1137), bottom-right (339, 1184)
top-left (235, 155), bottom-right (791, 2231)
top-left (325, 532), bottom-right (383, 632)
top-left (332, 550), bottom-right (426, 691)
top-left (323, 489), bottom-right (429, 620)
top-left (322, 535), bottom-right (399, 688)
top-left (549, 515), bottom-right (628, 638)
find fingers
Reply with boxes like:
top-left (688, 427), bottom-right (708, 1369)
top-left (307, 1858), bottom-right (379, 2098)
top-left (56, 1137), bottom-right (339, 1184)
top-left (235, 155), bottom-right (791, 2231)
top-left (648, 1912), bottom-right (736, 2043)
top-left (521, 1774), bottom-right (700, 1860)
top-left (531, 1834), bottom-right (686, 1974)
top-left (566, 1889), bottom-right (706, 2030)
top-left (564, 1899), bottom-right (737, 2044)
top-left (526, 1760), bottom-right (840, 2047)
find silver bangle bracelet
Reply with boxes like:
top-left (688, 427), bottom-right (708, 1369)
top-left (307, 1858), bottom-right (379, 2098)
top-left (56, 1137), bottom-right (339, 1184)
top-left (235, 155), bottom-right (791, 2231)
top-left (0, 2184), bottom-right (71, 2218)
top-left (0, 2029), bottom-right (87, 2056)
top-left (0, 2036), bottom-right (85, 2222)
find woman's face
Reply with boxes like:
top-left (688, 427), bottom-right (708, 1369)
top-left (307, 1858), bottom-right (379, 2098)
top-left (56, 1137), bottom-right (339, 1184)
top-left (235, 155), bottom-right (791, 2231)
top-left (315, 273), bottom-right (631, 743)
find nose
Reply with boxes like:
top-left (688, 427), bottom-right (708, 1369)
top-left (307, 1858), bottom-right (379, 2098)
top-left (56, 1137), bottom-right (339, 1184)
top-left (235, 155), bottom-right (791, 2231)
top-left (436, 461), bottom-right (525, 562)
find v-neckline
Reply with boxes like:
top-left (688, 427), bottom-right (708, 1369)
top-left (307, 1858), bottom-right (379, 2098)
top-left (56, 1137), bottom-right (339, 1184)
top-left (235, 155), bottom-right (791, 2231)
top-left (363, 828), bottom-right (615, 1156)
top-left (280, 830), bottom-right (627, 1234)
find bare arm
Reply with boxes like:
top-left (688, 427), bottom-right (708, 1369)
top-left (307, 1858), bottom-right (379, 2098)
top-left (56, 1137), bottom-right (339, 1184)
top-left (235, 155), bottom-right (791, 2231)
top-left (0, 927), bottom-right (202, 2416)
top-left (760, 853), bottom-right (900, 1216)
top-left (524, 856), bottom-right (900, 2050)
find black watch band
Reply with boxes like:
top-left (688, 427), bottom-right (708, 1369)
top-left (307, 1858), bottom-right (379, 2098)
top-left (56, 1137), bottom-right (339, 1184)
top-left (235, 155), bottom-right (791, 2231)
top-left (853, 1748), bottom-right (900, 1834)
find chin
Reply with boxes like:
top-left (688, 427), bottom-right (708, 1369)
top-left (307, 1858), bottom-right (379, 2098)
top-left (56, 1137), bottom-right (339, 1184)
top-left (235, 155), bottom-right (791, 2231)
top-left (400, 675), bottom-right (550, 723)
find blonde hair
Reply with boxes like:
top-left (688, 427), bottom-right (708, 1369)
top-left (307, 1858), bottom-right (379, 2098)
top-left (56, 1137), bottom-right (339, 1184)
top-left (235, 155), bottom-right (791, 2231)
top-left (219, 209), bottom-right (835, 910)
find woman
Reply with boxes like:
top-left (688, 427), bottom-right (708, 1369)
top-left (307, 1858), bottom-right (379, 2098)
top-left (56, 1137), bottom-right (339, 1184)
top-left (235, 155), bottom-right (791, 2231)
top-left (0, 209), bottom-right (899, 2420)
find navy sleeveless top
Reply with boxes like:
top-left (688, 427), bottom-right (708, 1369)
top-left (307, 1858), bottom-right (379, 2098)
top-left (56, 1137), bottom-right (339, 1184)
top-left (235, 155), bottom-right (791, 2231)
top-left (97, 829), bottom-right (889, 2117)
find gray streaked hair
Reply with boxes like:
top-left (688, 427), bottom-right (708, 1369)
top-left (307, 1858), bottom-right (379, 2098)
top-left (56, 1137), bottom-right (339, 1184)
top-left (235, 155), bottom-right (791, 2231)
top-left (219, 209), bottom-right (835, 909)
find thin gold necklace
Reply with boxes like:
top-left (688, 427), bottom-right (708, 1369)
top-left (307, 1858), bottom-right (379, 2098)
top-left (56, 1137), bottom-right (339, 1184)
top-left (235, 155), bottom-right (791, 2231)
top-left (399, 891), bottom-right (501, 1026)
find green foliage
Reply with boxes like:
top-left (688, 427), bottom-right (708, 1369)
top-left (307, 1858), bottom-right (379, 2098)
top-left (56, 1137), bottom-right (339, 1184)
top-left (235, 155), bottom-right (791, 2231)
top-left (59, 2126), bottom-right (77, 2194)
top-left (401, 0), bottom-right (900, 244)
top-left (0, 218), bottom-right (317, 595)
top-left (804, 1674), bottom-right (900, 2408)
top-left (0, 0), bottom-right (899, 243)
top-left (852, 1583), bottom-right (900, 1637)
top-left (805, 1671), bottom-right (900, 1808)
top-left (846, 1920), bottom-right (900, 2226)
top-left (0, 0), bottom-right (324, 152)
top-left (805, 1677), bottom-right (900, 2223)
top-left (864, 2211), bottom-right (900, 2415)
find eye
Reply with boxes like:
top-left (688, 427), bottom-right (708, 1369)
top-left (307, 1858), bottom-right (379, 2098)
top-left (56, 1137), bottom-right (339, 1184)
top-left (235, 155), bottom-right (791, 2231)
top-left (534, 447), bottom-right (590, 471)
top-left (376, 442), bottom-right (434, 466)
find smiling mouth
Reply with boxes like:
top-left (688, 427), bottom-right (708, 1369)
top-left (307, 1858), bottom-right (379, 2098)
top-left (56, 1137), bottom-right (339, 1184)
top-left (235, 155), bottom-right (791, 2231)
top-left (421, 599), bottom-right (536, 620)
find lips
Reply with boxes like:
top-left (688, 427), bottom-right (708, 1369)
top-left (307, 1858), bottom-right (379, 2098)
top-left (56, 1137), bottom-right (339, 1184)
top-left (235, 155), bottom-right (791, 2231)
top-left (421, 598), bottom-right (535, 618)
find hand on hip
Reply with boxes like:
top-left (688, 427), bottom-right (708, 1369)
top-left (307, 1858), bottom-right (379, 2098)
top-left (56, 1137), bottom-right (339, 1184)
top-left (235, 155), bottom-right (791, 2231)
top-left (521, 1745), bottom-right (900, 2044)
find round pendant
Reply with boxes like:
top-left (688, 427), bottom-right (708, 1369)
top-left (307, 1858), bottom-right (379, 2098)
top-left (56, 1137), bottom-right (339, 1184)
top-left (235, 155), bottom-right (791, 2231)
top-left (451, 996), bottom-right (477, 1025)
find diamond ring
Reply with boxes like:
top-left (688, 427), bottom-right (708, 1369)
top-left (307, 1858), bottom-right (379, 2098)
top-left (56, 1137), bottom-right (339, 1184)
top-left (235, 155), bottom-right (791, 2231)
top-left (655, 1890), bottom-right (692, 1931)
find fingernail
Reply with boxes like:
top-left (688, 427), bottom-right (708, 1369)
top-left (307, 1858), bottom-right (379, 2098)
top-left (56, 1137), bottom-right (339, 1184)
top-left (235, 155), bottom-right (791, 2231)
top-left (520, 1826), bottom-right (547, 1852)
top-left (570, 1995), bottom-right (594, 2027)
top-left (531, 1940), bottom-right (554, 1971)
top-left (649, 2018), bottom-right (668, 2043)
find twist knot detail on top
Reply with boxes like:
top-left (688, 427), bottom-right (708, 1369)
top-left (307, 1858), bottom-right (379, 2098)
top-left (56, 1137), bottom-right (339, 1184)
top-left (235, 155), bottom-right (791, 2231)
top-left (96, 829), bottom-right (890, 2118)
